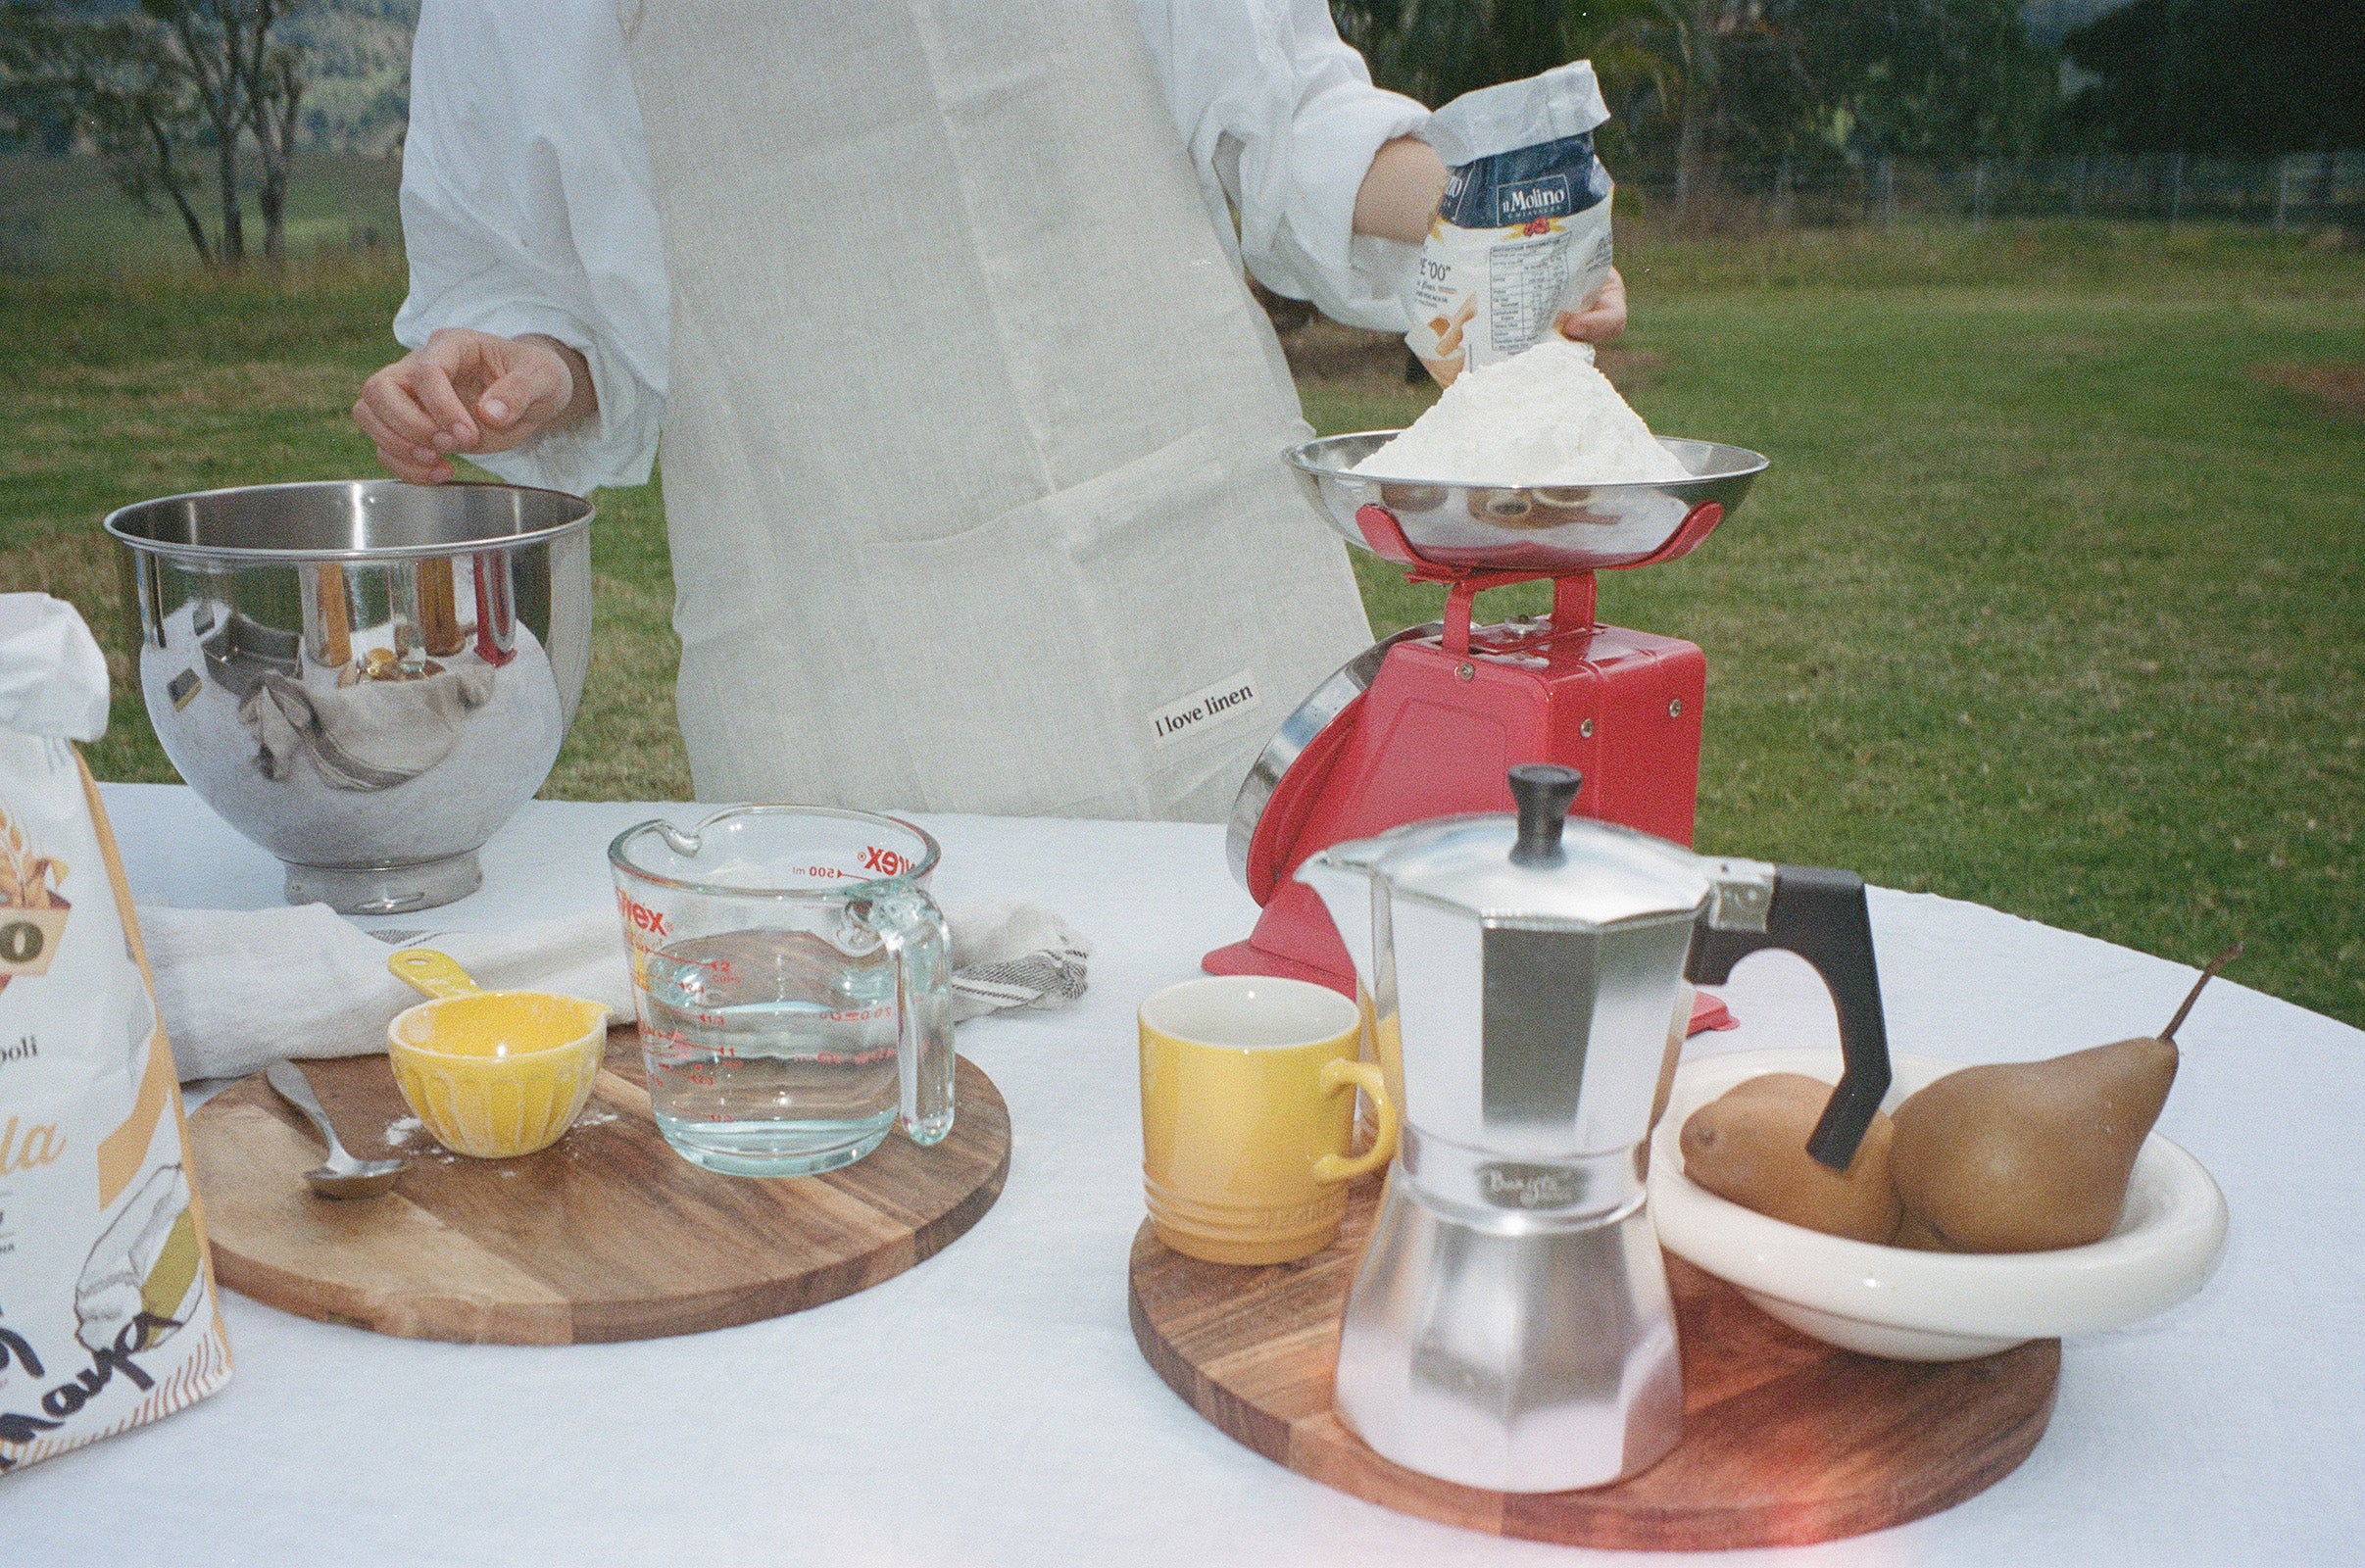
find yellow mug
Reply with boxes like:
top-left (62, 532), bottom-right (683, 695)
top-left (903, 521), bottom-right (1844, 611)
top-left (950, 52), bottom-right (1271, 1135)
top-left (1139, 976), bottom-right (1399, 1266)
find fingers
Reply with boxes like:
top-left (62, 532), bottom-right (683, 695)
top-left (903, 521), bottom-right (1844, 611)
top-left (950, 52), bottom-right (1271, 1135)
top-left (354, 352), bottom-right (476, 466)
top-left (1556, 268), bottom-right (1630, 345)
top-left (352, 393), bottom-right (446, 475)
top-left (354, 329), bottom-right (580, 478)
top-left (1554, 298), bottom-right (1627, 345)
top-left (354, 364), bottom-right (438, 448)
top-left (470, 346), bottom-right (574, 454)
top-left (411, 336), bottom-right (485, 449)
top-left (370, 438), bottom-right (454, 485)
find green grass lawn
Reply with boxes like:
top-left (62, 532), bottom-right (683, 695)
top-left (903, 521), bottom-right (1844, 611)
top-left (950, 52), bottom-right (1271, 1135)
top-left (0, 151), bottom-right (402, 274)
top-left (0, 203), bottom-right (2357, 1028)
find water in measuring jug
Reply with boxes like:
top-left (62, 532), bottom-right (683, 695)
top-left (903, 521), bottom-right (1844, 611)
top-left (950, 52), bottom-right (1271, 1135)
top-left (637, 927), bottom-right (900, 1176)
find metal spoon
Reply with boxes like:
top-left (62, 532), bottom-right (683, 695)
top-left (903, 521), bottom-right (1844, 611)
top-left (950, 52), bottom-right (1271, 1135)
top-left (266, 1060), bottom-right (407, 1200)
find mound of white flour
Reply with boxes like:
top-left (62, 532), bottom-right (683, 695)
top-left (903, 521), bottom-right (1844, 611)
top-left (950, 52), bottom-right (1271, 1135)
top-left (1352, 340), bottom-right (1688, 486)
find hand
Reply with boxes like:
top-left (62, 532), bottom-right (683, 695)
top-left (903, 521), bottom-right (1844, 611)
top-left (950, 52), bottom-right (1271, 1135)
top-left (353, 329), bottom-right (592, 484)
top-left (1554, 267), bottom-right (1629, 346)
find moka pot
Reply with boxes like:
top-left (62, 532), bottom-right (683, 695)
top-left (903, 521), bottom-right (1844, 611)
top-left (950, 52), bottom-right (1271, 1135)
top-left (1297, 763), bottom-right (1892, 1493)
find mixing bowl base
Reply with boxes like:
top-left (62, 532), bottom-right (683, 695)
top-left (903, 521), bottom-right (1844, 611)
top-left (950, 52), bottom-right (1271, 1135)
top-left (285, 851), bottom-right (482, 915)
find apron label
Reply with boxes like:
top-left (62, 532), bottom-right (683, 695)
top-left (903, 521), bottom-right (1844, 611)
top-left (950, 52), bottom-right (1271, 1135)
top-left (1149, 670), bottom-right (1260, 750)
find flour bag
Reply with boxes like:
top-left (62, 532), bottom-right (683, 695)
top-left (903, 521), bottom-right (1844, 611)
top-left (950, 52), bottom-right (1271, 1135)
top-left (1407, 62), bottom-right (1616, 385)
top-left (0, 594), bottom-right (229, 1476)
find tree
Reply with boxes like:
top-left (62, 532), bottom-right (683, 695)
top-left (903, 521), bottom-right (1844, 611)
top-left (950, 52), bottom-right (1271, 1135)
top-left (241, 18), bottom-right (304, 257)
top-left (1585, 0), bottom-right (1808, 204)
top-left (2057, 0), bottom-right (2365, 156)
top-left (1328, 0), bottom-right (2058, 203)
top-left (1332, 0), bottom-right (1578, 109)
top-left (0, 0), bottom-right (312, 267)
top-left (1331, 0), bottom-right (1803, 208)
top-left (0, 5), bottom-right (221, 261)
top-left (1783, 0), bottom-right (2056, 161)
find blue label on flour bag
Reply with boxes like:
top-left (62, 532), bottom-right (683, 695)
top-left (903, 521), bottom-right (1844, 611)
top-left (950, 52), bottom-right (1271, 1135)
top-left (1410, 123), bottom-right (1618, 376)
top-left (1436, 133), bottom-right (1610, 229)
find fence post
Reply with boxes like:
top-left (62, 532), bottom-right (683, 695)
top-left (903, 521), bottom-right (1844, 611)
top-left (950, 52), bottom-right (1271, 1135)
top-left (2273, 156), bottom-right (2291, 231)
top-left (1972, 158), bottom-right (1988, 228)
top-left (2168, 151), bottom-right (2186, 229)
top-left (1879, 157), bottom-right (1896, 229)
top-left (1775, 154), bottom-right (1791, 224)
top-left (2072, 156), bottom-right (2088, 218)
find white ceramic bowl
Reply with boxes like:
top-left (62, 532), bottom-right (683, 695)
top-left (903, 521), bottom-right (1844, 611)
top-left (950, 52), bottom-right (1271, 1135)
top-left (1649, 1048), bottom-right (2229, 1361)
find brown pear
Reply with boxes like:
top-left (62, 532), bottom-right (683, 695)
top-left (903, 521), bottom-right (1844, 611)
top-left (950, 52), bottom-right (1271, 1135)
top-left (1892, 1211), bottom-right (1954, 1251)
top-left (1680, 1073), bottom-right (1902, 1244)
top-left (1888, 945), bottom-right (2236, 1252)
top-left (1888, 1036), bottom-right (2176, 1251)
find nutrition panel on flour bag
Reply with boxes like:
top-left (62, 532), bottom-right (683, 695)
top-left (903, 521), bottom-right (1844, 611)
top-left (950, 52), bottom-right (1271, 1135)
top-left (0, 594), bottom-right (230, 1476)
top-left (1406, 61), bottom-right (1617, 385)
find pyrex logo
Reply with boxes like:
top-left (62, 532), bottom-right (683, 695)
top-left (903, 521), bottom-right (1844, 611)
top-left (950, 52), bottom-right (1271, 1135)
top-left (859, 845), bottom-right (914, 877)
top-left (615, 889), bottom-right (670, 940)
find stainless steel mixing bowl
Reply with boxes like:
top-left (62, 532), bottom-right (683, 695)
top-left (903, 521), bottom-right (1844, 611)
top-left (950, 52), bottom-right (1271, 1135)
top-left (1288, 431), bottom-right (1769, 573)
top-left (106, 480), bottom-right (595, 914)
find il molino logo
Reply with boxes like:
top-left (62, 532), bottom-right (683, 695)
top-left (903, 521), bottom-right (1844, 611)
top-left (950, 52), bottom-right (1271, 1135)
top-left (0, 794), bottom-right (68, 995)
top-left (1499, 174), bottom-right (1571, 222)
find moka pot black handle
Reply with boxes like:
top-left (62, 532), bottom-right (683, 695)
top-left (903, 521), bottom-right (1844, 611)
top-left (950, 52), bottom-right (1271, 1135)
top-left (1685, 865), bottom-right (1893, 1171)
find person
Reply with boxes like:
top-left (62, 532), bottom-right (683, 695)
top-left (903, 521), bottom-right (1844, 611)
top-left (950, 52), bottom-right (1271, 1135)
top-left (356, 2), bottom-right (1628, 819)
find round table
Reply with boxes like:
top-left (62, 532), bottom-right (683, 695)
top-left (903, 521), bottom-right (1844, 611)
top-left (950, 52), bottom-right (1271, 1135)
top-left (14, 783), bottom-right (2360, 1567)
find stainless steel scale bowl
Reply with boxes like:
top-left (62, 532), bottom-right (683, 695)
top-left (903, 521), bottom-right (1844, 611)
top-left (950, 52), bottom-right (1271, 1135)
top-left (107, 480), bottom-right (594, 914)
top-left (1288, 431), bottom-right (1769, 574)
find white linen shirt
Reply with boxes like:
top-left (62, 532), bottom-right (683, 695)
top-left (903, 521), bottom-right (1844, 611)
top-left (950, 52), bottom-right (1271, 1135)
top-left (392, 0), bottom-right (1429, 497)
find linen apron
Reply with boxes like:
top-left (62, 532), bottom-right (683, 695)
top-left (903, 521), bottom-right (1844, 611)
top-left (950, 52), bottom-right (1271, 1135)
top-left (622, 0), bottom-right (1375, 820)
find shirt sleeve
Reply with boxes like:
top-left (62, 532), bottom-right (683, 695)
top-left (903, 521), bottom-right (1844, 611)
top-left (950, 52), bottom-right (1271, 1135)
top-left (1138, 0), bottom-right (1431, 333)
top-left (392, 0), bottom-right (668, 496)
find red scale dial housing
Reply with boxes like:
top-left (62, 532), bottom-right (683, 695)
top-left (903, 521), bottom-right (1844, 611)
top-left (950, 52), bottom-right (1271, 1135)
top-left (1207, 500), bottom-right (1726, 1009)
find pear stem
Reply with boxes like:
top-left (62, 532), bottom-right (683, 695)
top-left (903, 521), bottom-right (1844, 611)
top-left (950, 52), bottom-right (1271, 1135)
top-left (2160, 942), bottom-right (2243, 1043)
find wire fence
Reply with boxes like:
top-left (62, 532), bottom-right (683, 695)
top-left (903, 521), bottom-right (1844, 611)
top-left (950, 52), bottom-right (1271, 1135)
top-left (1618, 148), bottom-right (2364, 233)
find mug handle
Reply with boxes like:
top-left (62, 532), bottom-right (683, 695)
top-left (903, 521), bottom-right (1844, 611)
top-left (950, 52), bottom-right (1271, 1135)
top-left (1312, 1059), bottom-right (1398, 1184)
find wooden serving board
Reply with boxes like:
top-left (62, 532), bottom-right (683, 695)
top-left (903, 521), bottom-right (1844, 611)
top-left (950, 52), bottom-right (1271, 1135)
top-left (187, 1030), bottom-right (1008, 1345)
top-left (1130, 1181), bottom-right (2059, 1551)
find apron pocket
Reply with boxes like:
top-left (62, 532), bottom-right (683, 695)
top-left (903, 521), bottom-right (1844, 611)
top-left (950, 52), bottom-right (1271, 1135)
top-left (853, 428), bottom-right (1282, 818)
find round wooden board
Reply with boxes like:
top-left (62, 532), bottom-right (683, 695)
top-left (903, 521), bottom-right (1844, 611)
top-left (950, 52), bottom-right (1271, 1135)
top-left (188, 1030), bottom-right (1008, 1345)
top-left (1129, 1181), bottom-right (2059, 1551)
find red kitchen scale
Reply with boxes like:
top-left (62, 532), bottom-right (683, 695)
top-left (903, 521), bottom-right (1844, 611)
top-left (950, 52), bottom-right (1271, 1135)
top-left (1206, 429), bottom-right (1770, 1033)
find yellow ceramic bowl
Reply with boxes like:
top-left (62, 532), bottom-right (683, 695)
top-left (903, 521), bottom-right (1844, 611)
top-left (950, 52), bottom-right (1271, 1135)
top-left (386, 990), bottom-right (609, 1158)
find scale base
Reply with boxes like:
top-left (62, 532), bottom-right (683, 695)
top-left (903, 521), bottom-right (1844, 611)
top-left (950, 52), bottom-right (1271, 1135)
top-left (283, 851), bottom-right (482, 915)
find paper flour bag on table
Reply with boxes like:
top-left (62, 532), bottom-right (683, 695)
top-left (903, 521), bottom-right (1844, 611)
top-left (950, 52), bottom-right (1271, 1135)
top-left (1407, 61), bottom-right (1617, 385)
top-left (0, 593), bottom-right (229, 1476)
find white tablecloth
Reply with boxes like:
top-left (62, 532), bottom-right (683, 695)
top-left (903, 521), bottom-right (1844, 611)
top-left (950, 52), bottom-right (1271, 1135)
top-left (15, 784), bottom-right (2363, 1566)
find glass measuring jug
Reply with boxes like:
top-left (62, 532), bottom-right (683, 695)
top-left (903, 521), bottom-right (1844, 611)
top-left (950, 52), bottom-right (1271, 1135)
top-left (608, 806), bottom-right (954, 1177)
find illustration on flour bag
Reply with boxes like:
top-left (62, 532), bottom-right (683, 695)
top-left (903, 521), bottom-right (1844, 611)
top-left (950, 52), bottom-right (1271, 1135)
top-left (1407, 61), bottom-right (1618, 385)
top-left (0, 593), bottom-right (230, 1476)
